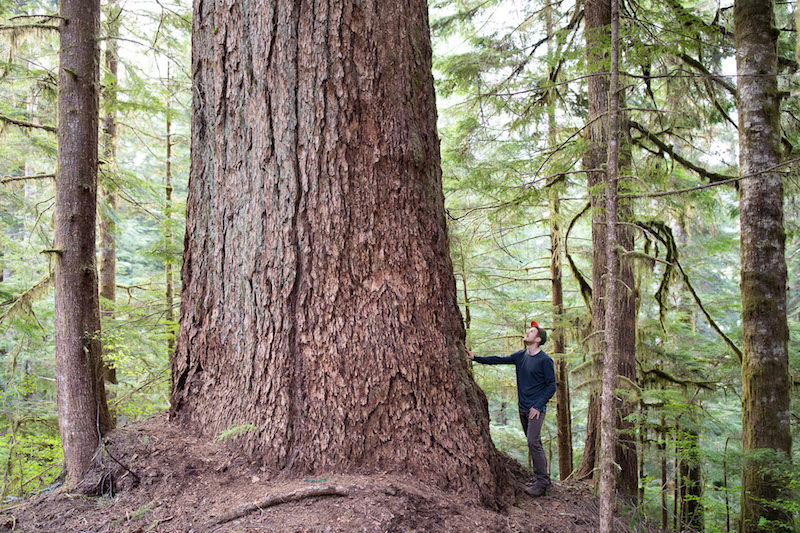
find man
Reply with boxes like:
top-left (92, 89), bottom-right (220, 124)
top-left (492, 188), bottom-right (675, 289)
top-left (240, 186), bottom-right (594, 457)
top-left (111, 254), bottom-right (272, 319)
top-left (466, 320), bottom-right (556, 497)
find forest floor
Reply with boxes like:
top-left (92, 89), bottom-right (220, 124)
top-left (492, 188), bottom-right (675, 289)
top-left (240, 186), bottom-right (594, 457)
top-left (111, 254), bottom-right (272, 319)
top-left (0, 414), bottom-right (637, 533)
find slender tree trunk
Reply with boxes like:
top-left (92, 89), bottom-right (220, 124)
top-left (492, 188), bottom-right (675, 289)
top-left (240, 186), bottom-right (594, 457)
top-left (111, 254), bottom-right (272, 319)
top-left (637, 402), bottom-right (644, 502)
top-left (458, 241), bottom-right (470, 331)
top-left (615, 129), bottom-right (637, 500)
top-left (164, 67), bottom-right (175, 357)
top-left (598, 0), bottom-right (620, 530)
top-left (576, 0), bottom-right (637, 498)
top-left (545, 0), bottom-right (573, 482)
top-left (735, 2), bottom-right (793, 531)
top-left (575, 0), bottom-right (611, 482)
top-left (678, 426), bottom-right (704, 532)
top-left (660, 417), bottom-right (668, 531)
top-left (550, 188), bottom-right (573, 481)
top-left (673, 439), bottom-right (679, 533)
top-left (724, 436), bottom-right (731, 533)
top-left (55, 0), bottom-right (112, 487)
top-left (171, 0), bottom-right (511, 507)
top-left (98, 0), bottom-right (120, 388)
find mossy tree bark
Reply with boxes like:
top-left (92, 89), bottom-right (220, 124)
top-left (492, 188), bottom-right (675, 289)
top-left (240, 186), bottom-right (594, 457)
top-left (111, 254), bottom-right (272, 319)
top-left (576, 0), bottom-right (638, 500)
top-left (55, 0), bottom-right (112, 487)
top-left (550, 186), bottom-right (573, 481)
top-left (545, 1), bottom-right (573, 482)
top-left (598, 0), bottom-right (621, 529)
top-left (574, 0), bottom-right (611, 484)
top-left (735, 1), bottom-right (793, 530)
top-left (171, 0), bottom-right (511, 507)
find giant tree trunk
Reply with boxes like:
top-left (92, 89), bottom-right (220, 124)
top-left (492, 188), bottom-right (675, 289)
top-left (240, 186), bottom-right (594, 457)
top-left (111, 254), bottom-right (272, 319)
top-left (735, 1), bottom-right (793, 530)
top-left (55, 0), bottom-right (112, 487)
top-left (171, 0), bottom-right (510, 506)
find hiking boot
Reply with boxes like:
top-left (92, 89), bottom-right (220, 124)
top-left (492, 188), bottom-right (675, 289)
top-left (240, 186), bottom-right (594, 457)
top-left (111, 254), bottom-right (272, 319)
top-left (524, 480), bottom-right (551, 497)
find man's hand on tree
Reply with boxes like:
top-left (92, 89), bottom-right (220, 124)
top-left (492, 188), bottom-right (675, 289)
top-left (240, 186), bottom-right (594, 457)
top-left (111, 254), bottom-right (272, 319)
top-left (465, 347), bottom-right (474, 360)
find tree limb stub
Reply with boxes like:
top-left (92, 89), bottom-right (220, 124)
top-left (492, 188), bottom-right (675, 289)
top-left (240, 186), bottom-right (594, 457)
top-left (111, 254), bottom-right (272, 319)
top-left (206, 485), bottom-right (354, 528)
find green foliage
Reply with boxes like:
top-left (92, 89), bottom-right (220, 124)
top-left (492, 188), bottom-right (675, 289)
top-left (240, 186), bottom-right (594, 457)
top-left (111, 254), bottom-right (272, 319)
top-left (213, 424), bottom-right (259, 443)
top-left (434, 0), bottom-right (798, 528)
top-left (0, 0), bottom-right (191, 501)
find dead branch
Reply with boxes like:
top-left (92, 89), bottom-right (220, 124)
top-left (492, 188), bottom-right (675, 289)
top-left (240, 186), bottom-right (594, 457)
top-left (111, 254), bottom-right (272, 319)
top-left (1, 173), bottom-right (55, 185)
top-left (0, 23), bottom-right (60, 32)
top-left (207, 485), bottom-right (353, 528)
top-left (0, 114), bottom-right (57, 133)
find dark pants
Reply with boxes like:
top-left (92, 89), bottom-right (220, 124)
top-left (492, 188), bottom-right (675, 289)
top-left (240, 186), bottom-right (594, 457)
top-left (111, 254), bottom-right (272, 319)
top-left (519, 407), bottom-right (549, 484)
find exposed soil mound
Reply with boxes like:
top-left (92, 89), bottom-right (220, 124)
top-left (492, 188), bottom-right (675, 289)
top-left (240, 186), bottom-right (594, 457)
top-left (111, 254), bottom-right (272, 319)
top-left (0, 415), bottom-right (630, 532)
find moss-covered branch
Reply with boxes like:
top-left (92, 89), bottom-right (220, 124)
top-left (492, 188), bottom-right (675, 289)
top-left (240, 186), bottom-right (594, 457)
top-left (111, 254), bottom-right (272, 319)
top-left (0, 114), bottom-right (57, 133)
top-left (629, 121), bottom-right (734, 184)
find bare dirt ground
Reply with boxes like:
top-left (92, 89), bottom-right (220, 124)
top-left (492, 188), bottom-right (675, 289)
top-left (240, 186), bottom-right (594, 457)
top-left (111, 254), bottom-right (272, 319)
top-left (0, 415), bottom-right (633, 532)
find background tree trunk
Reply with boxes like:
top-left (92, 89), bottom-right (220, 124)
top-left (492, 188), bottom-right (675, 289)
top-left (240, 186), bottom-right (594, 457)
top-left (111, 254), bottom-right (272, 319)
top-left (575, 0), bottom-right (611, 482)
top-left (165, 67), bottom-right (176, 357)
top-left (171, 0), bottom-right (511, 506)
top-left (546, 0), bottom-right (573, 482)
top-left (615, 118), bottom-right (638, 501)
top-left (576, 0), bottom-right (637, 497)
top-left (678, 426), bottom-right (704, 532)
top-left (55, 0), bottom-right (112, 487)
top-left (550, 188), bottom-right (573, 481)
top-left (735, 1), bottom-right (793, 530)
top-left (598, 0), bottom-right (620, 529)
top-left (98, 0), bottom-right (120, 387)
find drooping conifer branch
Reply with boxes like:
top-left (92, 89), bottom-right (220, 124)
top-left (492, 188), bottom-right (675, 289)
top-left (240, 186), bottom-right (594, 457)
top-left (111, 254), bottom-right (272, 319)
top-left (564, 201), bottom-right (592, 314)
top-left (677, 53), bottom-right (736, 96)
top-left (0, 273), bottom-right (54, 325)
top-left (629, 121), bottom-right (734, 183)
top-left (634, 220), bottom-right (742, 363)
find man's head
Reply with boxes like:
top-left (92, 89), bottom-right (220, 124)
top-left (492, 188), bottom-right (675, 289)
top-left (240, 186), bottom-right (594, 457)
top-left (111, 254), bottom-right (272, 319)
top-left (524, 320), bottom-right (547, 347)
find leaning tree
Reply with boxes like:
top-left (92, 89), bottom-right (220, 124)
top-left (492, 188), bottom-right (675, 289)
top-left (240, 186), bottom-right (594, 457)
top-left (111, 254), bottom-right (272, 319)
top-left (171, 0), bottom-right (511, 506)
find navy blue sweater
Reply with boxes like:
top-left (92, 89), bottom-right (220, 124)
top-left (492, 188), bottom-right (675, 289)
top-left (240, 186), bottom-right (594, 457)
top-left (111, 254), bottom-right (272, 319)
top-left (473, 349), bottom-right (556, 412)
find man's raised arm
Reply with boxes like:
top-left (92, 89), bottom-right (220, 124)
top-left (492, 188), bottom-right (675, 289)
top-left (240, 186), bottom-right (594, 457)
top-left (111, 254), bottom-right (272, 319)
top-left (466, 346), bottom-right (516, 364)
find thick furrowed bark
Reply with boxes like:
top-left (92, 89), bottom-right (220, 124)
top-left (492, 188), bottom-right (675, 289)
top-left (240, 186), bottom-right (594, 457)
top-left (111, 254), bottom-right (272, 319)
top-left (172, 0), bottom-right (511, 507)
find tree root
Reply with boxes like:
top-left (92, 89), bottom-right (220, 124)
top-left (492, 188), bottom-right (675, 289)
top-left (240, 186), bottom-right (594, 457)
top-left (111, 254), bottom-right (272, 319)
top-left (206, 484), bottom-right (354, 528)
